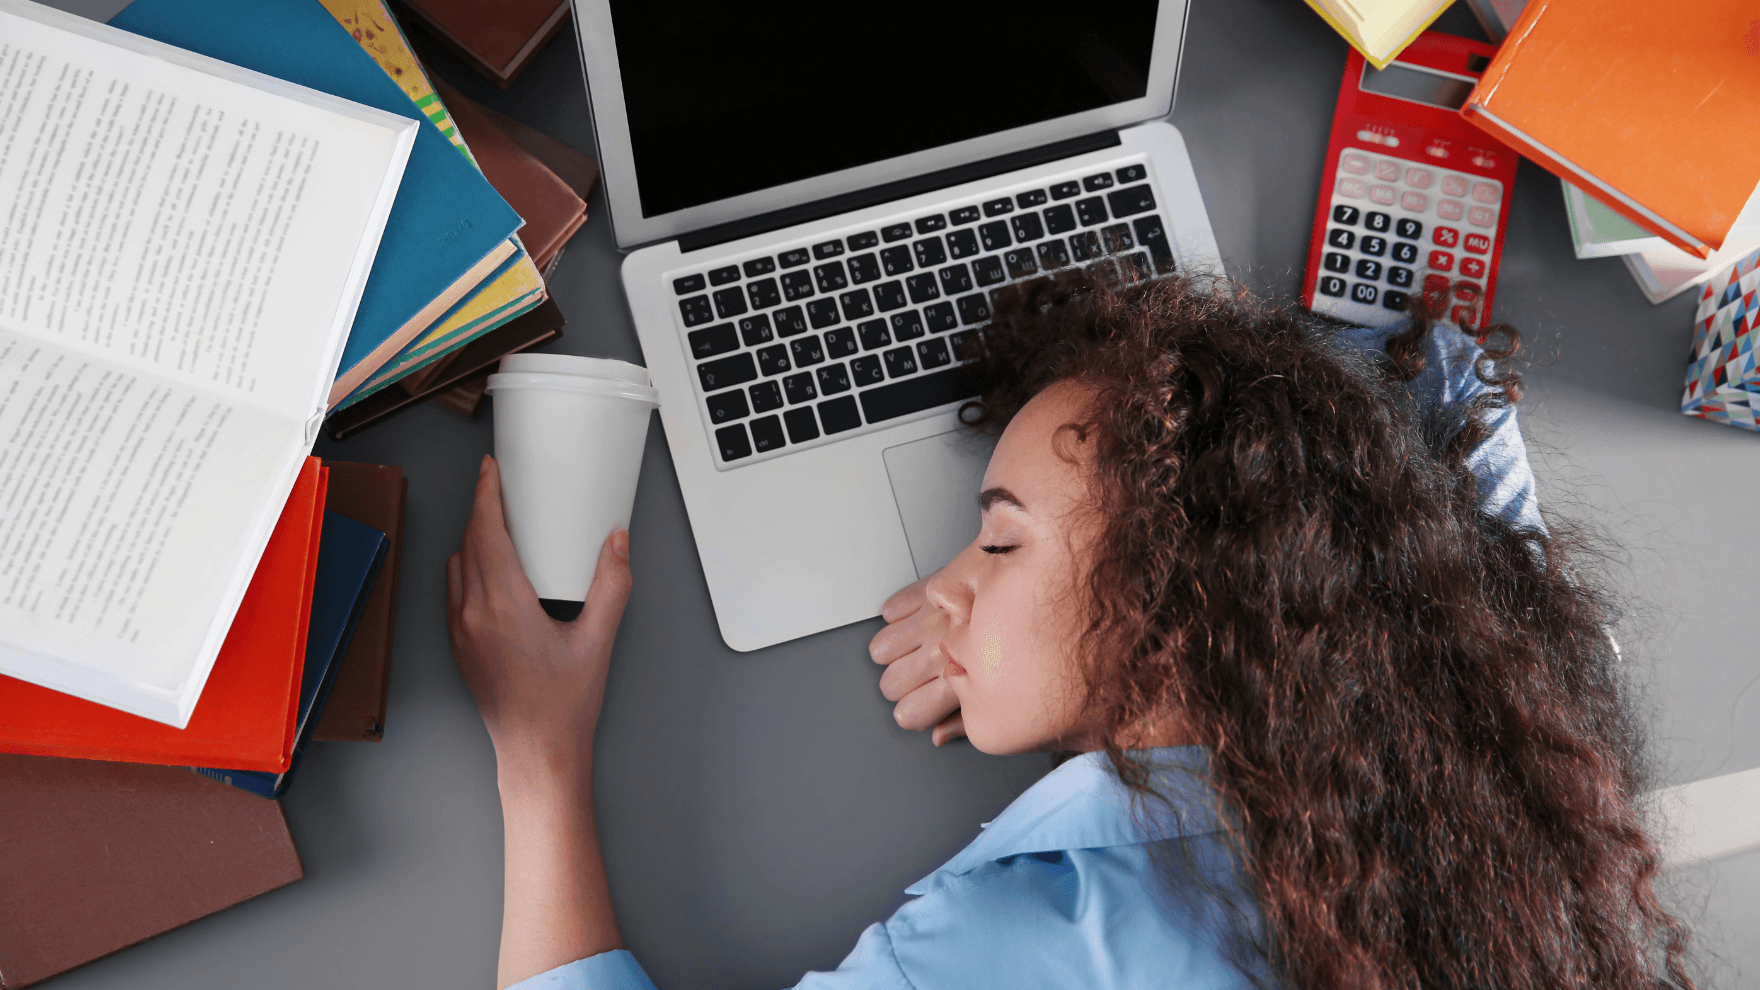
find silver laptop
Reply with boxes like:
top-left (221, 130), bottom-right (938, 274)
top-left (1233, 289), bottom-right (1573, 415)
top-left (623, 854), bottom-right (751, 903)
top-left (571, 1), bottom-right (1219, 650)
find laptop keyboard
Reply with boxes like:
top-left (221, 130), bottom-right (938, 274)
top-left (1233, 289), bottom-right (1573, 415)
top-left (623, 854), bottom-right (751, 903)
top-left (670, 160), bottom-right (1177, 467)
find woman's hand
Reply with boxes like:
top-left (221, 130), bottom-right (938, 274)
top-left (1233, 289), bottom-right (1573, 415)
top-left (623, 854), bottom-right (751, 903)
top-left (870, 573), bottom-right (966, 746)
top-left (446, 455), bottom-right (633, 769)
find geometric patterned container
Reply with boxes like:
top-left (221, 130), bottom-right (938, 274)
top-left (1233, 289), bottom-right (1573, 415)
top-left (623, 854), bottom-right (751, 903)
top-left (1683, 246), bottom-right (1760, 432)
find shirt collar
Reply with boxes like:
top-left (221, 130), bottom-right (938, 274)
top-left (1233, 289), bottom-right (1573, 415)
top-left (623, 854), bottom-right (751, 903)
top-left (905, 745), bottom-right (1225, 894)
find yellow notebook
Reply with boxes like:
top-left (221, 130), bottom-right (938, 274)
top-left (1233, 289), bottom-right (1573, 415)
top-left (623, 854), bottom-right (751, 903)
top-left (1302, 0), bottom-right (1454, 69)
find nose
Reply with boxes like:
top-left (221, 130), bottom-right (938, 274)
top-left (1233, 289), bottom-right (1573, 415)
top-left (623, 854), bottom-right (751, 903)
top-left (924, 541), bottom-right (978, 626)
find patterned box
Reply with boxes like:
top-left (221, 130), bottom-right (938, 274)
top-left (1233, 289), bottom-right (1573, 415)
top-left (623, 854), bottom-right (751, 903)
top-left (1683, 246), bottom-right (1760, 431)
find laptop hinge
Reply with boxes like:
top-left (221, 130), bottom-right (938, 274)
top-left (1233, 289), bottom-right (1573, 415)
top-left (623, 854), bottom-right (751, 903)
top-left (676, 129), bottom-right (1123, 254)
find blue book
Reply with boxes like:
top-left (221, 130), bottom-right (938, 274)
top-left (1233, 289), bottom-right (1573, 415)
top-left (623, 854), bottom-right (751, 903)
top-left (196, 512), bottom-right (388, 798)
top-left (111, 0), bottom-right (523, 408)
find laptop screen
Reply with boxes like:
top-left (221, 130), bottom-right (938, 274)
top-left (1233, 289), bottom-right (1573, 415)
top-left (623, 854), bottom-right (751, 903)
top-left (609, 3), bottom-right (1162, 219)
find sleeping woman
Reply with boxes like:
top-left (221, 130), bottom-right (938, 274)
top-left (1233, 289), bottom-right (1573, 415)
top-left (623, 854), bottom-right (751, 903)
top-left (446, 269), bottom-right (1694, 990)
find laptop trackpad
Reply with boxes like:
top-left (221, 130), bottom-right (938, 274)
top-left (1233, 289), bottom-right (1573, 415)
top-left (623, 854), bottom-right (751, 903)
top-left (883, 429), bottom-right (996, 579)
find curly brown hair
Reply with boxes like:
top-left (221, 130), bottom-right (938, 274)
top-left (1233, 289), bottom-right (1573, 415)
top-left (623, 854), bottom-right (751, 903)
top-left (961, 268), bottom-right (1692, 990)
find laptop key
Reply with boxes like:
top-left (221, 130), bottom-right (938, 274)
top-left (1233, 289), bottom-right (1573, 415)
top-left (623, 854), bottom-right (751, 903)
top-left (1076, 197), bottom-right (1109, 226)
top-left (806, 299), bottom-right (840, 329)
top-left (851, 354), bottom-right (885, 385)
top-left (949, 205), bottom-right (981, 225)
top-left (750, 380), bottom-right (783, 412)
top-left (924, 301), bottom-right (957, 333)
top-left (712, 286), bottom-right (748, 319)
top-left (913, 237), bottom-right (947, 268)
top-left (857, 319), bottom-right (891, 350)
top-left (971, 255), bottom-right (1006, 286)
top-left (1100, 223), bottom-right (1135, 254)
top-left (749, 415), bottom-right (786, 452)
top-left (814, 261), bottom-right (848, 293)
top-left (824, 326), bottom-right (858, 358)
top-left (881, 223), bottom-right (912, 243)
top-left (743, 257), bottom-right (776, 277)
top-left (783, 407), bottom-right (820, 443)
top-left (709, 265), bottom-right (739, 286)
top-left (697, 352), bottom-right (757, 391)
top-left (847, 253), bottom-right (881, 283)
top-left (978, 221), bottom-right (1011, 252)
top-left (756, 344), bottom-right (790, 376)
top-left (784, 372), bottom-right (818, 404)
top-left (880, 246), bottom-right (914, 276)
top-left (679, 295), bottom-right (714, 326)
top-left (1003, 248), bottom-right (1038, 279)
top-left (1107, 185), bottom-right (1156, 218)
top-left (1068, 231), bottom-right (1101, 262)
top-left (917, 337), bottom-right (951, 369)
top-left (773, 305), bottom-right (808, 336)
top-left (674, 273), bottom-right (706, 295)
top-left (873, 281), bottom-right (907, 311)
top-left (818, 395), bottom-right (861, 434)
top-left (739, 314), bottom-right (773, 346)
top-left (938, 263), bottom-right (973, 295)
top-left (860, 365), bottom-right (982, 423)
top-left (905, 273), bottom-right (940, 303)
top-left (956, 293), bottom-right (991, 325)
top-left (1036, 239), bottom-right (1070, 269)
top-left (839, 288), bottom-right (874, 320)
top-left (813, 239), bottom-right (844, 259)
top-left (1083, 173), bottom-right (1114, 191)
top-left (706, 388), bottom-right (750, 423)
top-left (1015, 189), bottom-right (1048, 208)
top-left (746, 277), bottom-right (781, 309)
top-left (949, 329), bottom-right (977, 360)
top-left (983, 197), bottom-right (1014, 216)
top-left (882, 346), bottom-right (918, 378)
top-left (1043, 203), bottom-right (1076, 235)
top-left (790, 336), bottom-right (826, 367)
top-left (890, 311), bottom-right (925, 341)
top-left (1132, 215), bottom-right (1176, 273)
top-left (780, 270), bottom-right (814, 300)
top-left (847, 231), bottom-right (879, 250)
top-left (1010, 214), bottom-right (1044, 243)
top-left (915, 214), bottom-right (947, 234)
top-left (1124, 251), bottom-right (1151, 276)
top-left (688, 322), bottom-right (738, 359)
top-left (779, 248), bottom-right (811, 267)
top-left (1116, 164), bottom-right (1147, 183)
top-left (1050, 180), bottom-right (1081, 200)
top-left (715, 423), bottom-right (752, 461)
top-left (945, 229), bottom-right (979, 259)
top-left (817, 363), bottom-right (851, 395)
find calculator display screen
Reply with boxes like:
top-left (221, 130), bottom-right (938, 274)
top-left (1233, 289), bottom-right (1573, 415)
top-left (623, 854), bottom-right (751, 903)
top-left (1359, 62), bottom-right (1476, 110)
top-left (609, 2), bottom-right (1160, 218)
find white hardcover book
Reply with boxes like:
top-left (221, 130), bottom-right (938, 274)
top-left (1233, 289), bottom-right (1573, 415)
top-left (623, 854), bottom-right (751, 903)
top-left (0, 0), bottom-right (416, 726)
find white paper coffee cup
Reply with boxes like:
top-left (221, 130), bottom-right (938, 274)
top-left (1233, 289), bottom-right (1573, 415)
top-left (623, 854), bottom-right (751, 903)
top-left (485, 355), bottom-right (658, 617)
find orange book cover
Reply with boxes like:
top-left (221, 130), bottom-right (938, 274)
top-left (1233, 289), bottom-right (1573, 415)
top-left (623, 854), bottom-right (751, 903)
top-left (1461, 0), bottom-right (1760, 259)
top-left (0, 460), bottom-right (327, 773)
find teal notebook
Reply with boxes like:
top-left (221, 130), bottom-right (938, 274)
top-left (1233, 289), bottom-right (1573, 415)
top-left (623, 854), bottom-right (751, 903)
top-left (111, 0), bottom-right (522, 405)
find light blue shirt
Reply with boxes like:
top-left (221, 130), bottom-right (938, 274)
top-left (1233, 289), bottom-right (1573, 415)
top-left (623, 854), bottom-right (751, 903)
top-left (510, 322), bottom-right (1542, 990)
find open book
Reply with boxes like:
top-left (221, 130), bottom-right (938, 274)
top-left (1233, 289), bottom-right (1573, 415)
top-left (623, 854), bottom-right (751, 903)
top-left (0, 1), bottom-right (416, 726)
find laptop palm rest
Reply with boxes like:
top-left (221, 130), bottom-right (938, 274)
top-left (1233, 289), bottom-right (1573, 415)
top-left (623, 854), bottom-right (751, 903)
top-left (882, 429), bottom-right (997, 579)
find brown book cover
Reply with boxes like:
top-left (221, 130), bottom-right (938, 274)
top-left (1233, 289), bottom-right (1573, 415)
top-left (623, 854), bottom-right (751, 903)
top-left (312, 461), bottom-right (409, 742)
top-left (397, 0), bottom-right (570, 88)
top-left (432, 74), bottom-right (584, 272)
top-left (476, 103), bottom-right (601, 206)
top-left (0, 755), bottom-right (303, 989)
top-left (323, 297), bottom-right (564, 442)
top-left (427, 367), bottom-right (490, 419)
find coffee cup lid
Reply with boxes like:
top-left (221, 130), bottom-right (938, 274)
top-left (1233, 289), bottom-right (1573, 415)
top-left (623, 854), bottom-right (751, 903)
top-left (484, 371), bottom-right (660, 406)
top-left (499, 353), bottom-right (651, 387)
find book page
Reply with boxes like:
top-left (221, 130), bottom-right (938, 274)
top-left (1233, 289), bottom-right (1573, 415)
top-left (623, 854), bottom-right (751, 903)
top-left (0, 6), bottom-right (411, 418)
top-left (0, 330), bottom-right (297, 698)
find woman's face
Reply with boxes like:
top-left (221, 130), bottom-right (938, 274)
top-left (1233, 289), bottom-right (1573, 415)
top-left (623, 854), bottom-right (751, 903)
top-left (926, 380), bottom-right (1104, 755)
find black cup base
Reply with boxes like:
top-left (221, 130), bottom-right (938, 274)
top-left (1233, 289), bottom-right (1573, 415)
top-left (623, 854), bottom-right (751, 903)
top-left (540, 598), bottom-right (585, 621)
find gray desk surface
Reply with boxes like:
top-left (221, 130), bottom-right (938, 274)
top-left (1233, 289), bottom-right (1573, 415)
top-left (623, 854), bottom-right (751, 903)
top-left (42, 1), bottom-right (1758, 987)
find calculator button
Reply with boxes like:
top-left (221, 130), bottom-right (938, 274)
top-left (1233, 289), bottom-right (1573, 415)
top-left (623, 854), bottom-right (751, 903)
top-left (1472, 182), bottom-right (1501, 204)
top-left (1327, 228), bottom-right (1356, 249)
top-left (1392, 242), bottom-right (1418, 264)
top-left (1453, 281), bottom-right (1481, 302)
top-left (1401, 192), bottom-right (1428, 212)
top-left (1332, 205), bottom-right (1360, 225)
top-left (1428, 250), bottom-right (1455, 272)
top-left (1360, 235), bottom-right (1386, 257)
top-left (1432, 227), bottom-right (1459, 247)
top-left (1383, 289), bottom-right (1410, 311)
top-left (1437, 200), bottom-right (1464, 221)
top-left (1388, 266), bottom-right (1414, 287)
top-left (1355, 259), bottom-right (1382, 280)
top-left (1318, 276), bottom-right (1346, 297)
top-left (1341, 153), bottom-right (1370, 175)
top-left (1460, 258), bottom-right (1487, 279)
top-left (1365, 212), bottom-right (1391, 232)
top-left (1468, 207), bottom-right (1496, 227)
top-left (1350, 282), bottom-right (1379, 304)
top-left (1373, 160), bottom-right (1401, 181)
top-left (1395, 218), bottom-right (1422, 239)
top-left (1370, 185), bottom-right (1397, 205)
top-left (1441, 175), bottom-right (1468, 197)
top-left (1404, 168), bottom-right (1432, 189)
top-left (1452, 304), bottom-right (1479, 326)
top-left (1324, 251), bottom-right (1351, 272)
top-left (1463, 233), bottom-right (1491, 254)
top-left (1337, 177), bottom-right (1367, 198)
top-left (1423, 273), bottom-right (1450, 295)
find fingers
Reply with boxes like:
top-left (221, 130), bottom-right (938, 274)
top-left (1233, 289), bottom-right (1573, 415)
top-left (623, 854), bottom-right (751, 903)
top-left (880, 575), bottom-right (930, 623)
top-left (893, 674), bottom-right (959, 733)
top-left (878, 632), bottom-right (950, 701)
top-left (461, 455), bottom-right (541, 609)
top-left (931, 711), bottom-right (966, 747)
top-left (446, 552), bottom-right (463, 616)
top-left (572, 529), bottom-right (633, 646)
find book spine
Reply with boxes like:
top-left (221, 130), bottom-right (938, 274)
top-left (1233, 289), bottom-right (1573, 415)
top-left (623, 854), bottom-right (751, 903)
top-left (190, 765), bottom-right (280, 799)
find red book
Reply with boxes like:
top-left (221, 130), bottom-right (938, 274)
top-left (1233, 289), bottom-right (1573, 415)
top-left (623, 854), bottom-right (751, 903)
top-left (0, 459), bottom-right (327, 773)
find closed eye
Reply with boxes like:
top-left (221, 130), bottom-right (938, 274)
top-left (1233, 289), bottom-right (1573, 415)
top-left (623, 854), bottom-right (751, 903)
top-left (981, 544), bottom-right (1018, 555)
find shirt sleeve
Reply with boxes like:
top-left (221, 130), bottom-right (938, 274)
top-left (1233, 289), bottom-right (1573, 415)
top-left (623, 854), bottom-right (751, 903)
top-left (505, 950), bottom-right (660, 990)
top-left (504, 929), bottom-right (918, 990)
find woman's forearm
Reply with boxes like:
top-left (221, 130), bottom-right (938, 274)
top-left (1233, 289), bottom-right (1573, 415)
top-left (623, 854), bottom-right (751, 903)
top-left (495, 746), bottom-right (623, 990)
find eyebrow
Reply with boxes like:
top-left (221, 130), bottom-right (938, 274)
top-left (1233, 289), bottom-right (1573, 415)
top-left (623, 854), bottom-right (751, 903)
top-left (978, 486), bottom-right (1026, 512)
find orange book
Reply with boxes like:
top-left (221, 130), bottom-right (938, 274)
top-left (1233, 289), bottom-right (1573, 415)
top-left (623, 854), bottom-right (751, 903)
top-left (1461, 0), bottom-right (1760, 260)
top-left (0, 460), bottom-right (327, 773)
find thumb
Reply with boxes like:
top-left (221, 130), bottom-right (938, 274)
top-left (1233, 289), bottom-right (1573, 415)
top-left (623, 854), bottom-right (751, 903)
top-left (573, 529), bottom-right (633, 647)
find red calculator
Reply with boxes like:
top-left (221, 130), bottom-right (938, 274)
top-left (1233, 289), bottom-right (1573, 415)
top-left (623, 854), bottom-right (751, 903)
top-left (1302, 32), bottom-right (1515, 330)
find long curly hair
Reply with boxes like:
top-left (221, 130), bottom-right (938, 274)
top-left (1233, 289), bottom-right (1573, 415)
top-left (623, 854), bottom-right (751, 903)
top-left (960, 268), bottom-right (1692, 990)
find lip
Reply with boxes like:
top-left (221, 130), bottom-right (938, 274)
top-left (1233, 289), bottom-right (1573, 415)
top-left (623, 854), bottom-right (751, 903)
top-left (942, 654), bottom-right (967, 678)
